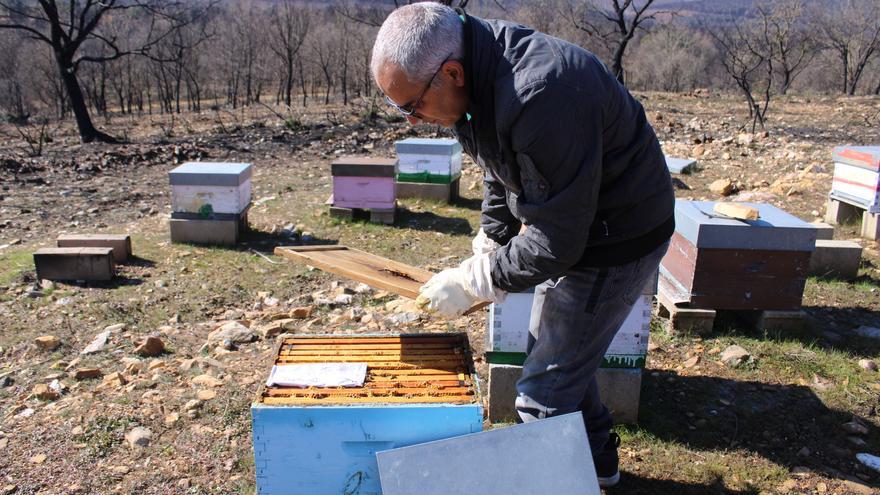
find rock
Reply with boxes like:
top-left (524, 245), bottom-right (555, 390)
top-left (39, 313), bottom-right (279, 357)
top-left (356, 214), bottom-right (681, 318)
top-left (164, 412), bottom-right (180, 426)
top-left (691, 144), bottom-right (705, 157)
top-left (0, 376), bottom-right (12, 387)
top-left (124, 427), bottom-right (152, 448)
top-left (790, 466), bottom-right (811, 478)
top-left (33, 383), bottom-right (60, 401)
top-left (258, 319), bottom-right (296, 339)
top-left (333, 294), bottom-right (353, 305)
top-left (263, 296), bottom-right (279, 307)
top-left (853, 325), bottom-right (880, 339)
top-left (104, 323), bottom-right (126, 333)
top-left (856, 453), bottom-right (880, 473)
top-left (842, 480), bottom-right (874, 495)
top-left (709, 179), bottom-right (736, 196)
top-left (858, 359), bottom-right (877, 371)
top-left (191, 374), bottom-right (224, 387)
top-left (134, 336), bottom-right (165, 357)
top-left (683, 355), bottom-right (700, 368)
top-left (290, 306), bottom-right (314, 319)
top-left (353, 283), bottom-right (372, 294)
top-left (2, 485), bottom-right (17, 495)
top-left (35, 335), bottom-right (61, 351)
top-left (70, 368), bottom-right (103, 380)
top-left (720, 345), bottom-right (751, 366)
top-left (207, 321), bottom-right (256, 346)
top-left (196, 389), bottom-right (217, 401)
top-left (842, 420), bottom-right (869, 435)
top-left (737, 133), bottom-right (754, 146)
top-left (100, 372), bottom-right (127, 389)
top-left (29, 453), bottom-right (47, 464)
top-left (80, 330), bottom-right (111, 354)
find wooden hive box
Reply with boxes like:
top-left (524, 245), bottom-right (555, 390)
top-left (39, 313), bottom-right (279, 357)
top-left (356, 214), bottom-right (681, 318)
top-left (395, 138), bottom-right (462, 184)
top-left (331, 157), bottom-right (397, 210)
top-left (660, 200), bottom-right (816, 310)
top-left (168, 162), bottom-right (252, 215)
top-left (251, 334), bottom-right (482, 495)
top-left (829, 146), bottom-right (880, 212)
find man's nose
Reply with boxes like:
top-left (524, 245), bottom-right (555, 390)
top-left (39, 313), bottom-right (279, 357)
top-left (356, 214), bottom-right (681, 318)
top-left (405, 114), bottom-right (421, 125)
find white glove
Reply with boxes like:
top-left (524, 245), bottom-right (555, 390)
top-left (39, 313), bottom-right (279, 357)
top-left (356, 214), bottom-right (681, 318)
top-left (416, 253), bottom-right (507, 318)
top-left (472, 228), bottom-right (502, 256)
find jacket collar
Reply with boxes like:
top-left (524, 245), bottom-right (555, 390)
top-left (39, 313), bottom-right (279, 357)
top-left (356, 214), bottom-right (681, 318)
top-left (454, 12), bottom-right (499, 129)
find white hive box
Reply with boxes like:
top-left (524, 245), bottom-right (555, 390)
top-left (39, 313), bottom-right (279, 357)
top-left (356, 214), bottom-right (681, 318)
top-left (169, 162), bottom-right (252, 215)
top-left (830, 146), bottom-right (880, 213)
top-left (395, 138), bottom-right (462, 184)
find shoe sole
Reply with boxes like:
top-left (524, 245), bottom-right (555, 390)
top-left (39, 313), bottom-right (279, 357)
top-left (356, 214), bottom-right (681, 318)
top-left (598, 471), bottom-right (620, 488)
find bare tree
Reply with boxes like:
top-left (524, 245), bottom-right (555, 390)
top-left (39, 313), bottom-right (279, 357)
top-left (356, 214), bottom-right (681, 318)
top-left (755, 0), bottom-right (815, 95)
top-left (0, 0), bottom-right (215, 142)
top-left (268, 0), bottom-right (309, 107)
top-left (811, 0), bottom-right (880, 95)
top-left (628, 24), bottom-right (717, 92)
top-left (335, 0), bottom-right (470, 28)
top-left (562, 0), bottom-right (664, 84)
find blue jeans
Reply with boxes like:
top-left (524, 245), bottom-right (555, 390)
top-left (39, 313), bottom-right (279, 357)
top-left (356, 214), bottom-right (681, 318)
top-left (515, 241), bottom-right (669, 455)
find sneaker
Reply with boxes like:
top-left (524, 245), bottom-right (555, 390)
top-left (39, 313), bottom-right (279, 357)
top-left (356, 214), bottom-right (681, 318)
top-left (594, 432), bottom-right (621, 488)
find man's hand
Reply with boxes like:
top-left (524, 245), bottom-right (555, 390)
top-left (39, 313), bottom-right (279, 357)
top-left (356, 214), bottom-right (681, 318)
top-left (417, 253), bottom-right (507, 318)
top-left (471, 228), bottom-right (501, 256)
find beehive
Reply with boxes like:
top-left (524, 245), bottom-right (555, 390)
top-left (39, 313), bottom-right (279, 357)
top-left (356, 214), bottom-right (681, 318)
top-left (252, 334), bottom-right (482, 495)
top-left (330, 157), bottom-right (397, 210)
top-left (829, 146), bottom-right (880, 212)
top-left (395, 138), bottom-right (462, 184)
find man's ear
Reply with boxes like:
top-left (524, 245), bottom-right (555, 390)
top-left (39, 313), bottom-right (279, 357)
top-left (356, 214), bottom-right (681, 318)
top-left (444, 60), bottom-right (467, 88)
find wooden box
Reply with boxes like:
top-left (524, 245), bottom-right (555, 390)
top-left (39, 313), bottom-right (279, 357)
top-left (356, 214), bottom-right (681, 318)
top-left (330, 157), bottom-right (397, 210)
top-left (830, 146), bottom-right (880, 213)
top-left (395, 138), bottom-right (462, 184)
top-left (251, 334), bottom-right (482, 495)
top-left (660, 200), bottom-right (816, 310)
top-left (169, 162), bottom-right (252, 215)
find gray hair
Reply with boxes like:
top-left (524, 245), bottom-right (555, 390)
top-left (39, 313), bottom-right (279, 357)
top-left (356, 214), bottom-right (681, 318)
top-left (371, 2), bottom-right (464, 86)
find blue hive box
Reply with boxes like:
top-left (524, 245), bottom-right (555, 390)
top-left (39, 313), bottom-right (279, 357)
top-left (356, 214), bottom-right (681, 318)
top-left (252, 334), bottom-right (483, 495)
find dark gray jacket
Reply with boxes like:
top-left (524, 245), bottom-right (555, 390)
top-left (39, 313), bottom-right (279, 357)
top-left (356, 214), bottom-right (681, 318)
top-left (452, 13), bottom-right (675, 293)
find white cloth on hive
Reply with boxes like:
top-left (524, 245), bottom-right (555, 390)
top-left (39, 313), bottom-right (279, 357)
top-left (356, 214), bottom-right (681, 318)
top-left (265, 362), bottom-right (368, 388)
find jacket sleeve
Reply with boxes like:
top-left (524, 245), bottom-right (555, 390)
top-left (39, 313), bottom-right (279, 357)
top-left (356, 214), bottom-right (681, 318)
top-left (490, 84), bottom-right (604, 292)
top-left (481, 168), bottom-right (521, 245)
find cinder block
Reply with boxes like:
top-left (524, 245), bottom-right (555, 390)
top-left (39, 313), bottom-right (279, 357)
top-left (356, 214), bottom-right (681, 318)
top-left (169, 217), bottom-right (245, 245)
top-left (487, 364), bottom-right (641, 425)
top-left (329, 205), bottom-right (395, 225)
top-left (809, 239), bottom-right (862, 279)
top-left (33, 247), bottom-right (115, 281)
top-left (595, 368), bottom-right (642, 425)
top-left (754, 309), bottom-right (806, 332)
top-left (809, 221), bottom-right (834, 241)
top-left (825, 198), bottom-right (861, 225)
top-left (488, 364), bottom-right (521, 423)
top-left (396, 178), bottom-right (460, 202)
top-left (56, 234), bottom-right (131, 262)
top-left (861, 211), bottom-right (880, 240)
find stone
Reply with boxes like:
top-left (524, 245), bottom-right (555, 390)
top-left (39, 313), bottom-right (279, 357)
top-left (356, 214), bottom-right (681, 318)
top-left (720, 345), bottom-right (751, 366)
top-left (124, 427), bottom-right (152, 448)
top-left (29, 453), bottom-right (47, 464)
top-left (164, 413), bottom-right (180, 426)
top-left (2, 485), bottom-right (17, 495)
top-left (842, 480), bottom-right (874, 495)
top-left (683, 355), bottom-right (701, 368)
top-left (207, 321), bottom-right (256, 345)
top-left (104, 323), bottom-right (126, 333)
top-left (191, 374), bottom-right (223, 387)
top-left (33, 383), bottom-right (60, 401)
top-left (100, 372), bottom-right (127, 388)
top-left (134, 336), bottom-right (165, 357)
top-left (196, 389), bottom-right (217, 400)
top-left (80, 330), bottom-right (111, 354)
top-left (290, 306), bottom-right (314, 319)
top-left (842, 421), bottom-right (869, 435)
top-left (35, 335), bottom-right (61, 351)
top-left (709, 179), bottom-right (735, 196)
top-left (858, 359), bottom-right (877, 371)
top-left (853, 326), bottom-right (880, 340)
top-left (259, 319), bottom-right (296, 339)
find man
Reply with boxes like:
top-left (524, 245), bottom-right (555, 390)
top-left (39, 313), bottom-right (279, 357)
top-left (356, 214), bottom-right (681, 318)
top-left (371, 3), bottom-right (674, 487)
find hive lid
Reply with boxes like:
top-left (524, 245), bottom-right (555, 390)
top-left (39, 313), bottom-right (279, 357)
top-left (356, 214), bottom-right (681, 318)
top-left (832, 146), bottom-right (880, 171)
top-left (255, 334), bottom-right (479, 406)
top-left (395, 138), bottom-right (462, 156)
top-left (674, 200), bottom-right (816, 251)
top-left (168, 162), bottom-right (252, 186)
top-left (331, 157), bottom-right (398, 177)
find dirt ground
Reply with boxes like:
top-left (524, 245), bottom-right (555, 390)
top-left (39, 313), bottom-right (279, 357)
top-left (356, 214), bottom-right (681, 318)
top-left (0, 92), bottom-right (879, 494)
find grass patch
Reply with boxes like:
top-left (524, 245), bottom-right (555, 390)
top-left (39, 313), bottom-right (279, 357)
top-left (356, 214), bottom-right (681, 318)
top-left (0, 250), bottom-right (33, 286)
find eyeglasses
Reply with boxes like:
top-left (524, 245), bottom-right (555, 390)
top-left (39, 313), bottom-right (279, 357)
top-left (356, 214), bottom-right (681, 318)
top-left (384, 53), bottom-right (454, 116)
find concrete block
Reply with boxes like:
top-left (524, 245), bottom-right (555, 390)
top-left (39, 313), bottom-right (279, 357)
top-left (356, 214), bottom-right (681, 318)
top-left (56, 234), bottom-right (131, 262)
top-left (665, 156), bottom-right (697, 174)
top-left (33, 247), bottom-right (115, 281)
top-left (809, 239), bottom-right (862, 279)
top-left (488, 363), bottom-right (521, 423)
top-left (809, 221), bottom-right (834, 241)
top-left (754, 309), bottom-right (807, 332)
top-left (825, 197), bottom-right (861, 225)
top-left (487, 364), bottom-right (641, 425)
top-left (329, 205), bottom-right (395, 225)
top-left (169, 216), bottom-right (244, 246)
top-left (396, 178), bottom-right (460, 202)
top-left (861, 210), bottom-right (880, 240)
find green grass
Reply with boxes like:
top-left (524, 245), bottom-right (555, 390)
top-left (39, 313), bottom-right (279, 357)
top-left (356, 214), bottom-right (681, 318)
top-left (0, 249), bottom-right (33, 286)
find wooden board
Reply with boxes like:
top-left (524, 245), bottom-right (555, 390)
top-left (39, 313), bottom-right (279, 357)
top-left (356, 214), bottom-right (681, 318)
top-left (274, 245), bottom-right (489, 315)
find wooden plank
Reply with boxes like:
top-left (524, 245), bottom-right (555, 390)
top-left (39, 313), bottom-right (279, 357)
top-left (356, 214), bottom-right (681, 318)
top-left (260, 395), bottom-right (474, 405)
top-left (713, 202), bottom-right (760, 221)
top-left (275, 245), bottom-right (489, 314)
top-left (265, 386), bottom-right (473, 397)
top-left (283, 336), bottom-right (461, 345)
